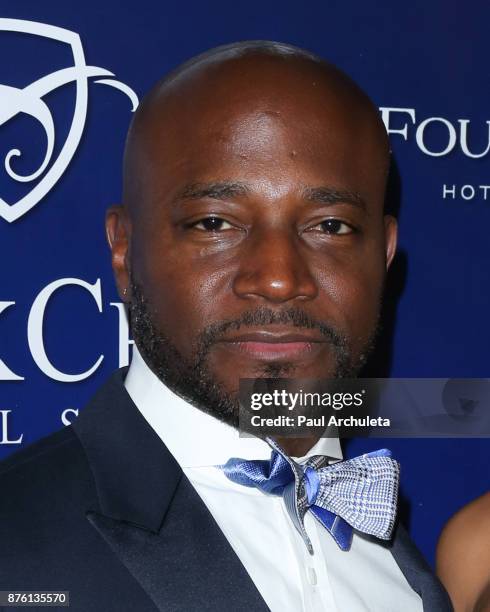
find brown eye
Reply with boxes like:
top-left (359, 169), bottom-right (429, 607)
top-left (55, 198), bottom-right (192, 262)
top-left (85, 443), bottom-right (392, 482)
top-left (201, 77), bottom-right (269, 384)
top-left (314, 219), bottom-right (353, 235)
top-left (193, 217), bottom-right (233, 231)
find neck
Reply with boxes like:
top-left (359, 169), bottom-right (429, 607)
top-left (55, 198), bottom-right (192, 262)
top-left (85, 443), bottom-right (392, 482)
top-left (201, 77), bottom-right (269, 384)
top-left (273, 435), bottom-right (320, 457)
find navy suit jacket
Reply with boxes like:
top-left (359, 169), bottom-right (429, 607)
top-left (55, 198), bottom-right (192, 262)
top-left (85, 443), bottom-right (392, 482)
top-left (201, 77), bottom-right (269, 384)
top-left (0, 369), bottom-right (453, 611)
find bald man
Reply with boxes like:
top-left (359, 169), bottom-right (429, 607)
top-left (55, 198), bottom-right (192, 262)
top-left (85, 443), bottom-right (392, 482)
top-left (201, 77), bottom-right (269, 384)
top-left (0, 42), bottom-right (452, 611)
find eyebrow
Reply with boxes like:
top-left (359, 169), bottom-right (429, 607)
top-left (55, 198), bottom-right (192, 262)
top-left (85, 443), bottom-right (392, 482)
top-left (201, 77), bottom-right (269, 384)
top-left (173, 181), bottom-right (366, 210)
top-left (175, 181), bottom-right (250, 203)
top-left (302, 186), bottom-right (366, 210)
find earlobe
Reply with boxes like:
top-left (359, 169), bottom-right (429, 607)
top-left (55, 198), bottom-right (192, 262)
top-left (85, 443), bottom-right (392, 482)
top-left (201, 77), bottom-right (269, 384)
top-left (384, 215), bottom-right (398, 270)
top-left (105, 205), bottom-right (132, 301)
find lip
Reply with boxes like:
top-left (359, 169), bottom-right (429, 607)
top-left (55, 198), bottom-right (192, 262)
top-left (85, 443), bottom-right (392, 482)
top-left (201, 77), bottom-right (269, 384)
top-left (217, 328), bottom-right (327, 361)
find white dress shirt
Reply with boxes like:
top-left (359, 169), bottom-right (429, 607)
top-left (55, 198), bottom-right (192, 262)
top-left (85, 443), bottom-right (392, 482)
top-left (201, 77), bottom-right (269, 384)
top-left (125, 346), bottom-right (423, 612)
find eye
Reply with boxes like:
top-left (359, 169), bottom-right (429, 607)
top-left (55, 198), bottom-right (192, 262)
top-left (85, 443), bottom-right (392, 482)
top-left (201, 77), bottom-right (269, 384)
top-left (310, 219), bottom-right (354, 235)
top-left (191, 216), bottom-right (234, 231)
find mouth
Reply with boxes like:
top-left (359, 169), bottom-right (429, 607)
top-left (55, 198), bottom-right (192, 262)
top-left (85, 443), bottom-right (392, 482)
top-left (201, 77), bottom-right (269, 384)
top-left (217, 327), bottom-right (327, 361)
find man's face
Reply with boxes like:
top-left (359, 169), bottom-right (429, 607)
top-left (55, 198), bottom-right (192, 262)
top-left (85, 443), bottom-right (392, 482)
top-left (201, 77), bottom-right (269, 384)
top-left (107, 57), bottom-right (396, 425)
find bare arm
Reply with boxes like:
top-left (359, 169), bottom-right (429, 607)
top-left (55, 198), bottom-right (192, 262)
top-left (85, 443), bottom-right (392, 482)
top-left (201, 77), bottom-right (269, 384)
top-left (436, 492), bottom-right (490, 612)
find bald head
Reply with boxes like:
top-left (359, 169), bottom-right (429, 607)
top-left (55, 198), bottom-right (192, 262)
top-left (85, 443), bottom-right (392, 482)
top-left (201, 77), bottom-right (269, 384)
top-left (122, 41), bottom-right (390, 212)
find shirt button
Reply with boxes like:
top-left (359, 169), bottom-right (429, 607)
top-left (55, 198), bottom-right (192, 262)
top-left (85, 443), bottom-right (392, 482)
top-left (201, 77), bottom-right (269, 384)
top-left (306, 566), bottom-right (317, 586)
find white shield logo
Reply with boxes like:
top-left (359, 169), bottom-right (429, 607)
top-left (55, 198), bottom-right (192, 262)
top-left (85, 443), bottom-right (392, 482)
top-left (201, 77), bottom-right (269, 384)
top-left (0, 18), bottom-right (139, 222)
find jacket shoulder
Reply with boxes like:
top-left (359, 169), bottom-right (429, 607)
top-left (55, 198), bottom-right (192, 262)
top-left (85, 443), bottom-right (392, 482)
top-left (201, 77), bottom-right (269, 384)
top-left (0, 368), bottom-right (129, 486)
top-left (0, 424), bottom-right (98, 526)
top-left (0, 425), bottom-right (79, 477)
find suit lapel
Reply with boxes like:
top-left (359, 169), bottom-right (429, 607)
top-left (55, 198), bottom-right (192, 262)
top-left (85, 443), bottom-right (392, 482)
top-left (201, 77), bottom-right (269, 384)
top-left (74, 370), bottom-right (451, 611)
top-left (73, 369), bottom-right (268, 612)
top-left (389, 522), bottom-right (453, 612)
top-left (87, 477), bottom-right (268, 611)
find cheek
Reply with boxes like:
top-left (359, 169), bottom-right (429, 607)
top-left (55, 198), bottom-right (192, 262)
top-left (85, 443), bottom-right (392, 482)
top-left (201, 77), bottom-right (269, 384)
top-left (133, 241), bottom-right (237, 356)
top-left (314, 247), bottom-right (385, 345)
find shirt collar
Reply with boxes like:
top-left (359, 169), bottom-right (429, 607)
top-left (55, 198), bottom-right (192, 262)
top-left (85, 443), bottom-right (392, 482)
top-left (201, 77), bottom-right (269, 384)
top-left (125, 345), bottom-right (343, 468)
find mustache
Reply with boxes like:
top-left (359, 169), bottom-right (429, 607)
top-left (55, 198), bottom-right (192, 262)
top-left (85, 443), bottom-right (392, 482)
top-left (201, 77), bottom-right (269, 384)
top-left (196, 306), bottom-right (349, 354)
top-left (129, 279), bottom-right (360, 389)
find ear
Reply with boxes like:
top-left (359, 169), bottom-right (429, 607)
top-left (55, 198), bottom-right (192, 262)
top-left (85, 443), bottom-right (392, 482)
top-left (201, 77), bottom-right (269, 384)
top-left (106, 205), bottom-right (132, 301)
top-left (384, 214), bottom-right (398, 270)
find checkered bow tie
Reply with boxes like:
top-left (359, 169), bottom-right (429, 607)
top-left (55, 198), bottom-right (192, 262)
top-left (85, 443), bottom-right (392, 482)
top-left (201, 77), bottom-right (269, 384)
top-left (222, 438), bottom-right (400, 554)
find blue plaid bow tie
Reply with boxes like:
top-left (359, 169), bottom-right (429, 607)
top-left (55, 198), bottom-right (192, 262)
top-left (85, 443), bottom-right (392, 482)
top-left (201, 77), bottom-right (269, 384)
top-left (222, 437), bottom-right (399, 554)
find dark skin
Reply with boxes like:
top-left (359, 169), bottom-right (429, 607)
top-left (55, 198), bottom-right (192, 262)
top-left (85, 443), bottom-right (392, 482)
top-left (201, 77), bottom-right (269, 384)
top-left (106, 51), bottom-right (397, 456)
top-left (437, 492), bottom-right (490, 612)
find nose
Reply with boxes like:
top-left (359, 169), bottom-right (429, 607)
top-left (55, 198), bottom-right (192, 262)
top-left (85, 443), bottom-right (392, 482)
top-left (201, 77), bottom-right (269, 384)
top-left (233, 228), bottom-right (318, 304)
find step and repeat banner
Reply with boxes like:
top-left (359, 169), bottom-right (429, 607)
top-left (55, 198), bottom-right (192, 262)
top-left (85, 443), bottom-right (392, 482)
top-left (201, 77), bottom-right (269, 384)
top-left (1, 1), bottom-right (488, 566)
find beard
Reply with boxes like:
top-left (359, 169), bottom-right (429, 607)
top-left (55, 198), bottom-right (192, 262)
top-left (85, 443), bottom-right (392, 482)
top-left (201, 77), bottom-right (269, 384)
top-left (128, 278), bottom-right (378, 429)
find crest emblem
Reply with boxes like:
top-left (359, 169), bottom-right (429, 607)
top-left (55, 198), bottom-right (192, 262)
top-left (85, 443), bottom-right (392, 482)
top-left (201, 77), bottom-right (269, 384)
top-left (0, 18), bottom-right (138, 222)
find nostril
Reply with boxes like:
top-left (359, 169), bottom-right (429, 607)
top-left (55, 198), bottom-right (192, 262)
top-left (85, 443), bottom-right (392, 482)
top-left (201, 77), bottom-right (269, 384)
top-left (233, 270), bottom-right (318, 303)
top-left (232, 237), bottom-right (318, 302)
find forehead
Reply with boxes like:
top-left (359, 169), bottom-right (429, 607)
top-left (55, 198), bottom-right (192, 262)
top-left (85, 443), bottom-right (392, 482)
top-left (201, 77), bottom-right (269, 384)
top-left (128, 56), bottom-right (388, 210)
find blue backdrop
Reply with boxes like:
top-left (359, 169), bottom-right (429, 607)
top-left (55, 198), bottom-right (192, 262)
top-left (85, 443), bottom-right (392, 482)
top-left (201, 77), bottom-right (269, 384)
top-left (0, 1), bottom-right (488, 567)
